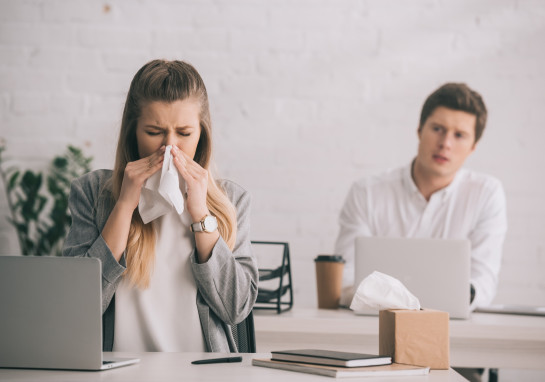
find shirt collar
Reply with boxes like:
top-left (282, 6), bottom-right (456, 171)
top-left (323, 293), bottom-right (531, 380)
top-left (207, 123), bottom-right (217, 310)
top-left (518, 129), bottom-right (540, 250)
top-left (402, 160), bottom-right (420, 196)
top-left (403, 159), bottom-right (465, 201)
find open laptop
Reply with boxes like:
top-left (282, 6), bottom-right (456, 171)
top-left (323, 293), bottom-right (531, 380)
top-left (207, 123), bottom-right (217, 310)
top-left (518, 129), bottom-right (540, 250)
top-left (354, 237), bottom-right (471, 319)
top-left (0, 255), bottom-right (139, 370)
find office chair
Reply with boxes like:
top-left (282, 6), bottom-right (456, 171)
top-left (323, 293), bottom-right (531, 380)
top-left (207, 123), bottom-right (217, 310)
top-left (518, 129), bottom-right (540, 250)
top-left (231, 311), bottom-right (256, 353)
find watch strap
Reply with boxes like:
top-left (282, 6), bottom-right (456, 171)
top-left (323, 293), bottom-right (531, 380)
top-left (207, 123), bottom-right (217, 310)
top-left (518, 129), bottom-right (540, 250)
top-left (190, 221), bottom-right (204, 232)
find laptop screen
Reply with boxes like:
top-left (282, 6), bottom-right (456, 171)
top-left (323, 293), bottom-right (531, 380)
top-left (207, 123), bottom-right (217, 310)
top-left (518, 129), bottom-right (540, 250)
top-left (354, 237), bottom-right (471, 319)
top-left (0, 256), bottom-right (103, 369)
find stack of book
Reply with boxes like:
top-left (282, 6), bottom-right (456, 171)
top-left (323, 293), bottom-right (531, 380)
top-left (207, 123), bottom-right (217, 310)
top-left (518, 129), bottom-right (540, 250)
top-left (252, 349), bottom-right (430, 378)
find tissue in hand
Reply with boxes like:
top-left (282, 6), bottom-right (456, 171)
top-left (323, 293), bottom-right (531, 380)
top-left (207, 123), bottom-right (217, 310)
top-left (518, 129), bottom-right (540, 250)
top-left (350, 271), bottom-right (421, 311)
top-left (138, 145), bottom-right (185, 224)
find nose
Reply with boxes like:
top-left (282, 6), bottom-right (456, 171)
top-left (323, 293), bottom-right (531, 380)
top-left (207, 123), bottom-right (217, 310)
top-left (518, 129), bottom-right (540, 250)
top-left (164, 131), bottom-right (177, 148)
top-left (439, 132), bottom-right (453, 150)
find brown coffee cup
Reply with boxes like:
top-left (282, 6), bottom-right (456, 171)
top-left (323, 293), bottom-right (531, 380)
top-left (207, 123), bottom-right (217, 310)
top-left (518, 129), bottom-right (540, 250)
top-left (314, 254), bottom-right (345, 309)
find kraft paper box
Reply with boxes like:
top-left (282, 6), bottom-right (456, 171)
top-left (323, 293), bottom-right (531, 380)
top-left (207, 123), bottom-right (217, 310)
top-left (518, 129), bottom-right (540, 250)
top-left (379, 309), bottom-right (449, 369)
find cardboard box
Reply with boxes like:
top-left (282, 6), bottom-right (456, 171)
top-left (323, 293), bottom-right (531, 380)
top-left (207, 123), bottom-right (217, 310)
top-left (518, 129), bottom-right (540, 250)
top-left (379, 309), bottom-right (449, 369)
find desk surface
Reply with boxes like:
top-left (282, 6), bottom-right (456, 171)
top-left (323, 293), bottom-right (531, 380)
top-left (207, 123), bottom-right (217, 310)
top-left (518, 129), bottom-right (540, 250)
top-left (254, 308), bottom-right (545, 369)
top-left (0, 352), bottom-right (464, 381)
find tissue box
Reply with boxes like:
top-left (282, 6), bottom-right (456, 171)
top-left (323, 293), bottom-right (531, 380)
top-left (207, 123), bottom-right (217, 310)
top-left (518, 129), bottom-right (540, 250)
top-left (379, 309), bottom-right (449, 369)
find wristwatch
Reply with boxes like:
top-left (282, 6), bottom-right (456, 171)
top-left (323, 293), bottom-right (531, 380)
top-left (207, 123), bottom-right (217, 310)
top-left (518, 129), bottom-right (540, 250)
top-left (190, 215), bottom-right (218, 233)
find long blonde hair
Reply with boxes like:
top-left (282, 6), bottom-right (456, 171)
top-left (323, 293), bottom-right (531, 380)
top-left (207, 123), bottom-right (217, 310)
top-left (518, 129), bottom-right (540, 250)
top-left (111, 59), bottom-right (237, 288)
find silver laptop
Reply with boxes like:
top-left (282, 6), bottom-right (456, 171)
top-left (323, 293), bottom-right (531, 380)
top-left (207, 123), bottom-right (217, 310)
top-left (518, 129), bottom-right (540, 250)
top-left (354, 237), bottom-right (471, 319)
top-left (0, 255), bottom-right (139, 370)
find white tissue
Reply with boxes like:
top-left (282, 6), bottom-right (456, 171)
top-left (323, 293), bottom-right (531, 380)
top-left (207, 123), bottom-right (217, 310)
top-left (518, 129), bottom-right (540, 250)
top-left (138, 145), bottom-right (185, 224)
top-left (350, 271), bottom-right (421, 311)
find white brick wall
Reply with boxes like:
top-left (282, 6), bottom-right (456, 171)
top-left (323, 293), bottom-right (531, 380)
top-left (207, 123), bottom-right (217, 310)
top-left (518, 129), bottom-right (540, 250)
top-left (1, 0), bottom-right (544, 315)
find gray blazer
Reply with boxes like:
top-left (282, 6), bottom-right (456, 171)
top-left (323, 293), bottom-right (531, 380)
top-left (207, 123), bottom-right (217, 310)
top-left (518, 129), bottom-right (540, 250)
top-left (63, 169), bottom-right (258, 352)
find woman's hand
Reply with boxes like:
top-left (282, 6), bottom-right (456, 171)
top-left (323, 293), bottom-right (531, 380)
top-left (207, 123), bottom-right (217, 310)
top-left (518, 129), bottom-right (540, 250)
top-left (171, 145), bottom-right (209, 222)
top-left (102, 146), bottom-right (165, 262)
top-left (118, 146), bottom-right (165, 211)
top-left (171, 145), bottom-right (219, 263)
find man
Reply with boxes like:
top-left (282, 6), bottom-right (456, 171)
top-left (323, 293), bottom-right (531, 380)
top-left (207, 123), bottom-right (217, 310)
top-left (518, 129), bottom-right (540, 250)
top-left (334, 83), bottom-right (507, 382)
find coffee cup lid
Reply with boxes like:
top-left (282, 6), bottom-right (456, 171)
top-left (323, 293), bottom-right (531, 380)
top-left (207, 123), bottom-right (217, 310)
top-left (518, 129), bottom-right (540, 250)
top-left (314, 254), bottom-right (345, 263)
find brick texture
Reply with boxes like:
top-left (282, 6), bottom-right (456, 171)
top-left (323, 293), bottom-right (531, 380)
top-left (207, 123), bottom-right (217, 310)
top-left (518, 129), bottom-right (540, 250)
top-left (0, 1), bottom-right (544, 317)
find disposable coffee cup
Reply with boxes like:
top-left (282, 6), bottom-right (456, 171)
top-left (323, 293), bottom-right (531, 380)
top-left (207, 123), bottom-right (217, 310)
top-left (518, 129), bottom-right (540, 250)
top-left (314, 254), bottom-right (345, 309)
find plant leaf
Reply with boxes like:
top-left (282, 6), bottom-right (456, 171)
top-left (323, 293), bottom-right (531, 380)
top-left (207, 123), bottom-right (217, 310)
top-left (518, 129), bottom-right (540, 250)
top-left (8, 170), bottom-right (20, 191)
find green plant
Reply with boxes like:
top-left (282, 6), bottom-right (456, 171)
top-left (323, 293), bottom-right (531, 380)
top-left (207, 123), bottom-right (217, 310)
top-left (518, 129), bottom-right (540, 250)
top-left (0, 142), bottom-right (93, 256)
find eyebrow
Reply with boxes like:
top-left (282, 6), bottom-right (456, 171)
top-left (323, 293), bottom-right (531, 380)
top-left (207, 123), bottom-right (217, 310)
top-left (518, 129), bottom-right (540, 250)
top-left (144, 125), bottom-right (195, 130)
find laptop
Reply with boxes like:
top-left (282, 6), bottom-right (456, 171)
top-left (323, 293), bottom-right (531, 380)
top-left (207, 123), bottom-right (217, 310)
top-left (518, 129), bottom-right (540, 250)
top-left (0, 255), bottom-right (139, 370)
top-left (475, 304), bottom-right (545, 317)
top-left (353, 237), bottom-right (471, 319)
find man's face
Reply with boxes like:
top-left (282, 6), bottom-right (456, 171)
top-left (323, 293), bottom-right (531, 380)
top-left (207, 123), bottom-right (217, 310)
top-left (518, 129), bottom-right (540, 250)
top-left (416, 106), bottom-right (477, 181)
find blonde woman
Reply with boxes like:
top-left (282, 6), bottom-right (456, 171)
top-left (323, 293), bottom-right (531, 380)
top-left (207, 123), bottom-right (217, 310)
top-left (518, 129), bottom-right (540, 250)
top-left (63, 60), bottom-right (258, 353)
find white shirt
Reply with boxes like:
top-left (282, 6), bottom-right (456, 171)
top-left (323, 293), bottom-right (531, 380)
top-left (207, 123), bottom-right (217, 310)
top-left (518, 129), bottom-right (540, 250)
top-left (113, 206), bottom-right (206, 352)
top-left (334, 162), bottom-right (507, 309)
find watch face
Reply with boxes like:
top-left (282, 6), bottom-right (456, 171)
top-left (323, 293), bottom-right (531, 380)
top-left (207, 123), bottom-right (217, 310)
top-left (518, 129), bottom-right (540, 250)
top-left (203, 216), bottom-right (218, 232)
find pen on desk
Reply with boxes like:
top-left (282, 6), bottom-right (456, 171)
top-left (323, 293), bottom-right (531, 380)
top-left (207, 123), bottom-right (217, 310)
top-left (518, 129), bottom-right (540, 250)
top-left (191, 356), bottom-right (243, 365)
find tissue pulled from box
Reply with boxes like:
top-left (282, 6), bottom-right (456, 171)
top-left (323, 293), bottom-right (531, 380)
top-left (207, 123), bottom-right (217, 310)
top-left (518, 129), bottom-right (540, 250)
top-left (350, 271), bottom-right (421, 311)
top-left (139, 145), bottom-right (186, 224)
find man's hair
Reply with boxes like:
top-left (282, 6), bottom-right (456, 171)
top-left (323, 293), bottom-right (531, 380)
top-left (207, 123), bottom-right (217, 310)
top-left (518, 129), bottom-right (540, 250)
top-left (419, 83), bottom-right (487, 143)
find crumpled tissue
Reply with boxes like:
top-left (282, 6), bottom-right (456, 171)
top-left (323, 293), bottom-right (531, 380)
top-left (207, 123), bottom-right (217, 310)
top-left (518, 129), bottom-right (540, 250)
top-left (138, 145), bottom-right (185, 224)
top-left (350, 271), bottom-right (421, 311)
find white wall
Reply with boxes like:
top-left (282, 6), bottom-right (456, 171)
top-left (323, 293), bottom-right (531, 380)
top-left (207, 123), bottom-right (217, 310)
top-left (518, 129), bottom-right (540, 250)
top-left (1, 0), bottom-right (544, 311)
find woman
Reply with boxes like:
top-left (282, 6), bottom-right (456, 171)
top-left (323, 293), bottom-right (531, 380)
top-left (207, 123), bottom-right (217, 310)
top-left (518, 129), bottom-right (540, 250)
top-left (63, 60), bottom-right (258, 353)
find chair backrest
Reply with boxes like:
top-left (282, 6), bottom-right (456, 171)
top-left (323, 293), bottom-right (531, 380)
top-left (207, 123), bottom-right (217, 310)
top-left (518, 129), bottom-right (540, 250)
top-left (231, 311), bottom-right (256, 353)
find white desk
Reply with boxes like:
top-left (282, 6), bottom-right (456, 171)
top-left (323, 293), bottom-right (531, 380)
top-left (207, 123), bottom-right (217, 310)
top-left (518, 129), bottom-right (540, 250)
top-left (254, 308), bottom-right (545, 369)
top-left (0, 352), bottom-right (464, 381)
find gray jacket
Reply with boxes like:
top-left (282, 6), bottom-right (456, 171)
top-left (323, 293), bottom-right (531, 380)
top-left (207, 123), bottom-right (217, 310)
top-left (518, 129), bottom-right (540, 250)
top-left (63, 169), bottom-right (258, 352)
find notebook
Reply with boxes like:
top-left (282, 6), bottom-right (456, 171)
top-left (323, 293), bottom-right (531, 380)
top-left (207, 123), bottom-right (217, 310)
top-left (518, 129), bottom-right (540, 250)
top-left (354, 237), bottom-right (471, 319)
top-left (0, 255), bottom-right (139, 370)
top-left (252, 358), bottom-right (429, 378)
top-left (271, 349), bottom-right (391, 367)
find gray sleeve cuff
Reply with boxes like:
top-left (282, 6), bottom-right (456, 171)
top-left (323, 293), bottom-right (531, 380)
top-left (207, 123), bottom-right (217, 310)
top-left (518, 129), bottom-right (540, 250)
top-left (89, 234), bottom-right (126, 284)
top-left (190, 236), bottom-right (230, 278)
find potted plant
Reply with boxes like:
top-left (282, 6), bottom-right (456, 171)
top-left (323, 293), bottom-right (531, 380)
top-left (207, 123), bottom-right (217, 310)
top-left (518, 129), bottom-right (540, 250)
top-left (0, 142), bottom-right (93, 256)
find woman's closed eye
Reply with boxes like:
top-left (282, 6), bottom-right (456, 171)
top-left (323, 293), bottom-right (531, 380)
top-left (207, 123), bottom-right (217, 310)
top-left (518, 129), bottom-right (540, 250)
top-left (145, 130), bottom-right (162, 136)
top-left (143, 125), bottom-right (195, 138)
